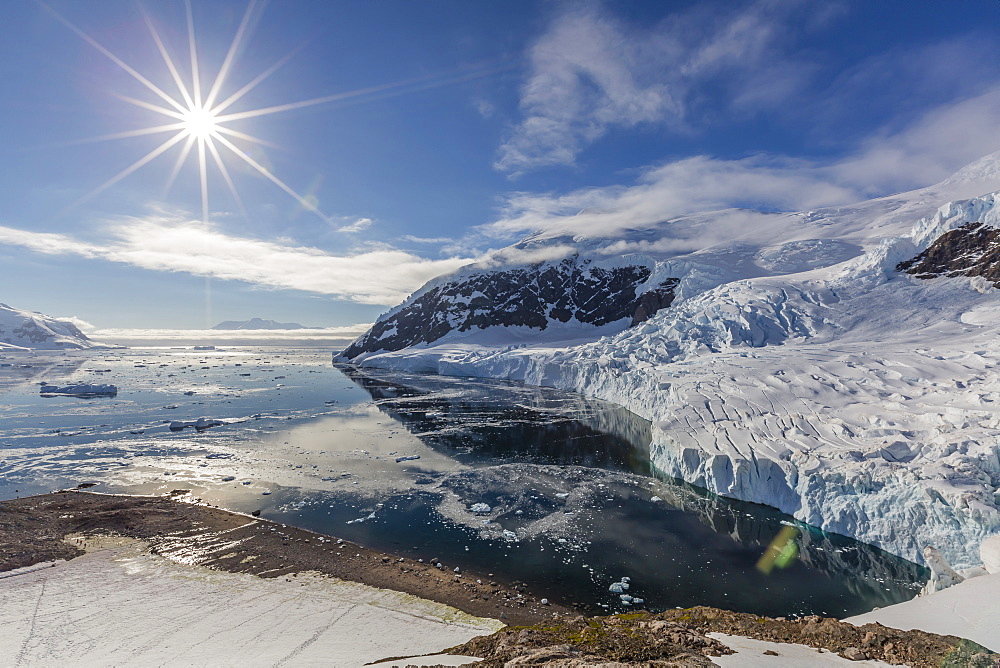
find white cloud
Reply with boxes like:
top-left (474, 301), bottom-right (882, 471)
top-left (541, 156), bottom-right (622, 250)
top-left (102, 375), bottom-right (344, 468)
top-left (339, 217), bottom-right (374, 233)
top-left (0, 214), bottom-right (474, 306)
top-left (401, 234), bottom-right (455, 244)
top-left (479, 87), bottom-right (1000, 243)
top-left (496, 1), bottom-right (815, 173)
top-left (56, 316), bottom-right (96, 332)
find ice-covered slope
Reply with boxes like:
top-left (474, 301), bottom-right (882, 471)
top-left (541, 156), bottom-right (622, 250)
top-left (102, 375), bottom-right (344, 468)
top-left (340, 154), bottom-right (1000, 568)
top-left (0, 303), bottom-right (108, 350)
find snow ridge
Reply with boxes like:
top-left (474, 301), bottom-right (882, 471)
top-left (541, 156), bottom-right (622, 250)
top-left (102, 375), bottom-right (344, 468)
top-left (0, 303), bottom-right (109, 351)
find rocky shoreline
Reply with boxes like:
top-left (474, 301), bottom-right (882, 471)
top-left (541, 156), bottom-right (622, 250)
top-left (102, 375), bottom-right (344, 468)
top-left (0, 490), bottom-right (566, 627)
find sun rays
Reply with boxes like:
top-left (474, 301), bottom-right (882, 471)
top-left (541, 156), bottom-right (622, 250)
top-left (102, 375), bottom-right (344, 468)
top-left (37, 0), bottom-right (511, 228)
top-left (39, 0), bottom-right (336, 225)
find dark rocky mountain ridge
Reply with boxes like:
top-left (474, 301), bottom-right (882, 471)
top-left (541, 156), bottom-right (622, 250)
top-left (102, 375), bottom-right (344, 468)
top-left (341, 256), bottom-right (679, 359)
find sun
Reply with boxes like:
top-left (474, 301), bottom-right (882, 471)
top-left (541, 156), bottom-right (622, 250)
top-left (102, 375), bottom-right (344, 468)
top-left (181, 106), bottom-right (219, 141)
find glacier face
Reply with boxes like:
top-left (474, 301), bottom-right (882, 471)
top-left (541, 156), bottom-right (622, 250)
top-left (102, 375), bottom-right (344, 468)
top-left (341, 164), bottom-right (1000, 569)
top-left (0, 303), bottom-right (108, 351)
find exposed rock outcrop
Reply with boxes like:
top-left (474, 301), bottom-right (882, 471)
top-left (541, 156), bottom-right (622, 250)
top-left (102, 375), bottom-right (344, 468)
top-left (896, 222), bottom-right (1000, 284)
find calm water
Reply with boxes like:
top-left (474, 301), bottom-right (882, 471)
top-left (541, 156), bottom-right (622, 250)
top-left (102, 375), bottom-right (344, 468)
top-left (0, 347), bottom-right (926, 617)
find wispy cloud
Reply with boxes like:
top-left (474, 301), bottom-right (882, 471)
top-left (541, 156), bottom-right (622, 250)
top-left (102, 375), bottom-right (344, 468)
top-left (0, 214), bottom-right (474, 305)
top-left (401, 234), bottom-right (455, 244)
top-left (496, 0), bottom-right (818, 173)
top-left (478, 87), bottom-right (1000, 243)
top-left (339, 217), bottom-right (373, 233)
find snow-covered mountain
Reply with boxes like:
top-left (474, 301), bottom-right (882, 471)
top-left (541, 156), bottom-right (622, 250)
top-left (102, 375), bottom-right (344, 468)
top-left (0, 303), bottom-right (107, 350)
top-left (340, 153), bottom-right (1000, 569)
top-left (211, 318), bottom-right (310, 330)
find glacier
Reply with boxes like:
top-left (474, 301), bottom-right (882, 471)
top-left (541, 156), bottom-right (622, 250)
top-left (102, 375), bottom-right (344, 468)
top-left (341, 155), bottom-right (1000, 569)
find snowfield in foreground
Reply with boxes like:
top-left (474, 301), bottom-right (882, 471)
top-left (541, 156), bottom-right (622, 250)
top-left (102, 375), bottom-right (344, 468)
top-left (0, 538), bottom-right (498, 667)
top-left (343, 155), bottom-right (1000, 569)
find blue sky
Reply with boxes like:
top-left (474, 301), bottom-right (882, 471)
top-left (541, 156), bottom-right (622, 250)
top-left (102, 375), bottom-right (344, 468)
top-left (2, 0), bottom-right (1000, 332)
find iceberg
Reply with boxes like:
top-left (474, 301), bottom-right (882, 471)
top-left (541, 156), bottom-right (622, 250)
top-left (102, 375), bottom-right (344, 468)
top-left (40, 383), bottom-right (118, 397)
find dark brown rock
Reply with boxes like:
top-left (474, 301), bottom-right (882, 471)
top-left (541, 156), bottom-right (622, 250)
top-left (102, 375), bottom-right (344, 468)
top-left (896, 222), bottom-right (1000, 284)
top-left (341, 257), bottom-right (679, 359)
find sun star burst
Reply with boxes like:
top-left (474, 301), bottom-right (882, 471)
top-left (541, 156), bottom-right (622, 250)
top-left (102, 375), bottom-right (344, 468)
top-left (41, 0), bottom-right (339, 225)
top-left (41, 0), bottom-right (508, 227)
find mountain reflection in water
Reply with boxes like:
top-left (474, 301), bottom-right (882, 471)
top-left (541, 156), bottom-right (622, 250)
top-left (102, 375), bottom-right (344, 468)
top-left (323, 365), bottom-right (927, 618)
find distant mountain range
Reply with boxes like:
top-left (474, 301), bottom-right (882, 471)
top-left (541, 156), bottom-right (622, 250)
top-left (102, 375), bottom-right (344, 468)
top-left (211, 318), bottom-right (312, 330)
top-left (0, 303), bottom-right (109, 350)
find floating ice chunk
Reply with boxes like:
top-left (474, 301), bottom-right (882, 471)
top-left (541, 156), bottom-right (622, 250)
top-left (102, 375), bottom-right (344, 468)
top-left (40, 383), bottom-right (117, 397)
top-left (981, 535), bottom-right (1000, 574)
top-left (502, 529), bottom-right (518, 542)
top-left (555, 493), bottom-right (569, 499)
top-left (619, 594), bottom-right (632, 602)
top-left (632, 597), bottom-right (644, 605)
top-left (395, 455), bottom-right (420, 463)
top-left (608, 581), bottom-right (629, 593)
top-left (920, 546), bottom-right (965, 594)
top-left (170, 418), bottom-right (225, 432)
top-left (650, 496), bottom-right (662, 502)
top-left (469, 503), bottom-right (491, 514)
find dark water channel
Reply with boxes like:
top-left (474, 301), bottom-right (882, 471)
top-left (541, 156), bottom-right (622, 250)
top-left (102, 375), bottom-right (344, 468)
top-left (265, 365), bottom-right (927, 619)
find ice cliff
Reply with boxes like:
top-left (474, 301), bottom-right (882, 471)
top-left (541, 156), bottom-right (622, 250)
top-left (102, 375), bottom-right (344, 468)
top-left (340, 154), bottom-right (1000, 568)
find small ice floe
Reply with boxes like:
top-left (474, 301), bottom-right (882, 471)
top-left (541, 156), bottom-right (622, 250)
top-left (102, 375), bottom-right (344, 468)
top-left (502, 529), bottom-right (519, 542)
top-left (169, 418), bottom-right (225, 432)
top-left (469, 503), bottom-right (492, 514)
top-left (650, 496), bottom-right (662, 503)
top-left (608, 579), bottom-right (630, 594)
top-left (620, 594), bottom-right (633, 603)
top-left (395, 455), bottom-right (420, 463)
top-left (555, 492), bottom-right (569, 499)
top-left (40, 383), bottom-right (117, 398)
